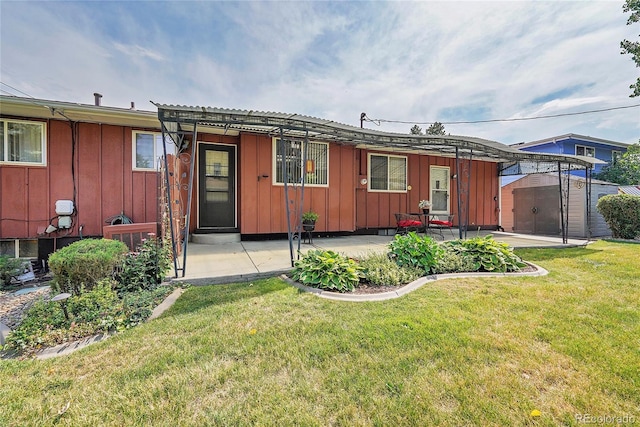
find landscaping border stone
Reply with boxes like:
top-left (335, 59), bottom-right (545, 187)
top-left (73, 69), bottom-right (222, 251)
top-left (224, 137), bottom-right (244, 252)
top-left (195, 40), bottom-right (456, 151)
top-left (281, 261), bottom-right (548, 302)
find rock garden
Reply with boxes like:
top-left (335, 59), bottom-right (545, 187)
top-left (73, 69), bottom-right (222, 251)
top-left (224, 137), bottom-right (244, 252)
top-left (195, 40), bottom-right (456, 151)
top-left (1, 236), bottom-right (176, 358)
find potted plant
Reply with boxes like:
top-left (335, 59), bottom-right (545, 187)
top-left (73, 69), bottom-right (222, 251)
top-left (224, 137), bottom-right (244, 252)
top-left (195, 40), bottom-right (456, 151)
top-left (302, 211), bottom-right (319, 231)
top-left (418, 200), bottom-right (432, 214)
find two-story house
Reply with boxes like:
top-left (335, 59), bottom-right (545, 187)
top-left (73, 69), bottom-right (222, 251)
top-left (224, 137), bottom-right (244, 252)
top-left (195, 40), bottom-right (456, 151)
top-left (511, 133), bottom-right (629, 176)
top-left (500, 134), bottom-right (628, 238)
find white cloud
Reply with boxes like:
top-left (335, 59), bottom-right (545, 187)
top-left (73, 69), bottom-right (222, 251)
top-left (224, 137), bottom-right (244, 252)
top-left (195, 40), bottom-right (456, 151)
top-left (113, 43), bottom-right (165, 62)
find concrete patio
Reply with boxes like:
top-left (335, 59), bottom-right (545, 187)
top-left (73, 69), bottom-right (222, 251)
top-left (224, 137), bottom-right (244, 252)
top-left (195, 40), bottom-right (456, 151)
top-left (172, 230), bottom-right (589, 285)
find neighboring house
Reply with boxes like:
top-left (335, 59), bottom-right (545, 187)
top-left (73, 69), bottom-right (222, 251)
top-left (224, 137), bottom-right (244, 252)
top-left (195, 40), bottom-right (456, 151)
top-left (511, 133), bottom-right (630, 176)
top-left (498, 134), bottom-right (630, 238)
top-left (1, 95), bottom-right (596, 269)
top-left (501, 174), bottom-right (618, 238)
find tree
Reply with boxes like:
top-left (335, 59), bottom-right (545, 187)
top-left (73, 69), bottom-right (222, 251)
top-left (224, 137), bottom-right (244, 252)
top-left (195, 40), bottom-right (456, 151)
top-left (593, 143), bottom-right (640, 185)
top-left (409, 125), bottom-right (423, 135)
top-left (621, 0), bottom-right (640, 97)
top-left (426, 121), bottom-right (446, 135)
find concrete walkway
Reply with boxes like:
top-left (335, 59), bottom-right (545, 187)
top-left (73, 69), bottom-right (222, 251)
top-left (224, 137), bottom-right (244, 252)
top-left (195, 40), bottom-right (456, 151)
top-left (174, 231), bottom-right (588, 285)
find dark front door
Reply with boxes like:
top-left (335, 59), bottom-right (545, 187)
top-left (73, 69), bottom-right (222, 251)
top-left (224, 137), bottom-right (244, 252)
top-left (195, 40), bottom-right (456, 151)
top-left (199, 144), bottom-right (236, 229)
top-left (513, 185), bottom-right (560, 235)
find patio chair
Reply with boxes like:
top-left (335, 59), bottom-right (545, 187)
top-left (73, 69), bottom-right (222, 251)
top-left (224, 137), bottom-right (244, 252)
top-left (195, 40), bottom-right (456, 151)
top-left (428, 214), bottom-right (455, 240)
top-left (395, 213), bottom-right (424, 235)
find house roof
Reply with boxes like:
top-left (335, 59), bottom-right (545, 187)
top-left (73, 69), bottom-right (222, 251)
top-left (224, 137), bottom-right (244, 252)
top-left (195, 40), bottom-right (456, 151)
top-left (511, 133), bottom-right (631, 150)
top-left (154, 103), bottom-right (603, 171)
top-left (0, 95), bottom-right (161, 129)
top-left (619, 185), bottom-right (640, 196)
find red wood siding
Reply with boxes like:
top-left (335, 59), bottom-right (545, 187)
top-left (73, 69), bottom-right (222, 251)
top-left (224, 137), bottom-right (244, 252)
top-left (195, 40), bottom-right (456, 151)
top-left (1, 115), bottom-right (500, 239)
top-left (0, 118), bottom-right (159, 239)
top-left (237, 134), bottom-right (356, 234)
top-left (354, 150), bottom-right (499, 229)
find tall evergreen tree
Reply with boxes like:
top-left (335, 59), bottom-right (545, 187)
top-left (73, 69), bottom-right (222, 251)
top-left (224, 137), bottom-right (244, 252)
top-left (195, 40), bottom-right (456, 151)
top-left (410, 125), bottom-right (423, 135)
top-left (426, 122), bottom-right (446, 135)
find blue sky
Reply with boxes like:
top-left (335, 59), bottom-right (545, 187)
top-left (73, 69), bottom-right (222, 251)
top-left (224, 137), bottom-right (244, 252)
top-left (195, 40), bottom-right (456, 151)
top-left (1, 1), bottom-right (639, 145)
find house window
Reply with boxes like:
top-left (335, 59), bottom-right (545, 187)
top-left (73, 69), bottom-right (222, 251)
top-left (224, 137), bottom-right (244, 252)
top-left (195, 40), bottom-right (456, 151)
top-left (133, 131), bottom-right (176, 170)
top-left (368, 154), bottom-right (407, 192)
top-left (0, 119), bottom-right (46, 165)
top-left (273, 139), bottom-right (328, 186)
top-left (575, 145), bottom-right (595, 157)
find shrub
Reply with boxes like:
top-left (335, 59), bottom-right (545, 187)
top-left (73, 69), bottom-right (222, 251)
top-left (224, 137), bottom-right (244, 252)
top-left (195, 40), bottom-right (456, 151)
top-left (388, 232), bottom-right (443, 274)
top-left (291, 250), bottom-right (363, 292)
top-left (597, 194), bottom-right (640, 240)
top-left (358, 253), bottom-right (422, 286)
top-left (48, 239), bottom-right (128, 295)
top-left (119, 286), bottom-right (175, 328)
top-left (115, 236), bottom-right (172, 294)
top-left (432, 249), bottom-right (477, 274)
top-left (443, 235), bottom-right (525, 273)
top-left (67, 279), bottom-right (120, 323)
top-left (0, 255), bottom-right (27, 288)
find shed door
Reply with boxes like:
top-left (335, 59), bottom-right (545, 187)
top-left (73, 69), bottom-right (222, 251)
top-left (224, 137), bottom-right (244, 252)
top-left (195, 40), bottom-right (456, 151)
top-left (513, 186), bottom-right (559, 235)
top-left (198, 144), bottom-right (236, 229)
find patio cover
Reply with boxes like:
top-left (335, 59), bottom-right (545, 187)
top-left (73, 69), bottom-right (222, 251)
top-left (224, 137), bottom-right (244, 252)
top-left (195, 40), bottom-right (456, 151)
top-left (153, 104), bottom-right (602, 276)
top-left (153, 104), bottom-right (601, 170)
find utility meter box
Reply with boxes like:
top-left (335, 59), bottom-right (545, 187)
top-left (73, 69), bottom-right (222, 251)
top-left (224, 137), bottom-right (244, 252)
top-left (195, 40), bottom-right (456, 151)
top-left (55, 200), bottom-right (74, 215)
top-left (58, 216), bottom-right (72, 229)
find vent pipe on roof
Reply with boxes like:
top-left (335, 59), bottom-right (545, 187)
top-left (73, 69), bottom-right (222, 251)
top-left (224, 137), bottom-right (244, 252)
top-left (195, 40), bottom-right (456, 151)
top-left (93, 93), bottom-right (102, 106)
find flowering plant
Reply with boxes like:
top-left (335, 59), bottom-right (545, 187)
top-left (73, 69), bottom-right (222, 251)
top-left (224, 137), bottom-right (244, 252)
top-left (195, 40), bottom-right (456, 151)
top-left (418, 200), bottom-right (432, 209)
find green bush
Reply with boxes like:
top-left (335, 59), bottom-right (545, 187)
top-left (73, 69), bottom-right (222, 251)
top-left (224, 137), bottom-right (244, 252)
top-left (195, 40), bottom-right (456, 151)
top-left (115, 237), bottom-right (172, 294)
top-left (432, 249), bottom-right (477, 274)
top-left (48, 239), bottom-right (128, 295)
top-left (597, 194), bottom-right (640, 240)
top-left (291, 250), bottom-right (363, 293)
top-left (120, 286), bottom-right (174, 328)
top-left (359, 253), bottom-right (422, 286)
top-left (388, 232), bottom-right (443, 274)
top-left (442, 235), bottom-right (525, 273)
top-left (0, 255), bottom-right (27, 288)
top-left (67, 279), bottom-right (120, 323)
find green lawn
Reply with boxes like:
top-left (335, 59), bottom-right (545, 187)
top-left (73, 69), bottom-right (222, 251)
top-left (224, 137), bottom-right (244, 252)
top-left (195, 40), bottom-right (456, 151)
top-left (1, 240), bottom-right (638, 426)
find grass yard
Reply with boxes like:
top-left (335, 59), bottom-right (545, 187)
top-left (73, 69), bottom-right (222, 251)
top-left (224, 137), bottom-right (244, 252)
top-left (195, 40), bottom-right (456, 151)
top-left (1, 240), bottom-right (638, 426)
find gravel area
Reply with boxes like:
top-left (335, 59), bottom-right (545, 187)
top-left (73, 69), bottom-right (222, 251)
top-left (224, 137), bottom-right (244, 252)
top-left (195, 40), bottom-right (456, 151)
top-left (0, 286), bottom-right (51, 330)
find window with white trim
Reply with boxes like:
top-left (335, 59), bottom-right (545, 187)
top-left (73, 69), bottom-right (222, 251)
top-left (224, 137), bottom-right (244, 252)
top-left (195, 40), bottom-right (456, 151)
top-left (368, 153), bottom-right (407, 192)
top-left (133, 131), bottom-right (176, 170)
top-left (273, 139), bottom-right (328, 186)
top-left (575, 145), bottom-right (595, 157)
top-left (0, 119), bottom-right (46, 165)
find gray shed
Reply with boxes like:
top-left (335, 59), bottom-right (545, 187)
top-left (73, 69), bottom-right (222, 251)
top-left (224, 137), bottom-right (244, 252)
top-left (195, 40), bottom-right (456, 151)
top-left (501, 174), bottom-right (618, 238)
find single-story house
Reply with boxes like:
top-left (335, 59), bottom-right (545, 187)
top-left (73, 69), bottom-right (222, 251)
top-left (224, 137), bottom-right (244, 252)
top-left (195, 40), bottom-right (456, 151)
top-left (1, 95), bottom-right (598, 274)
